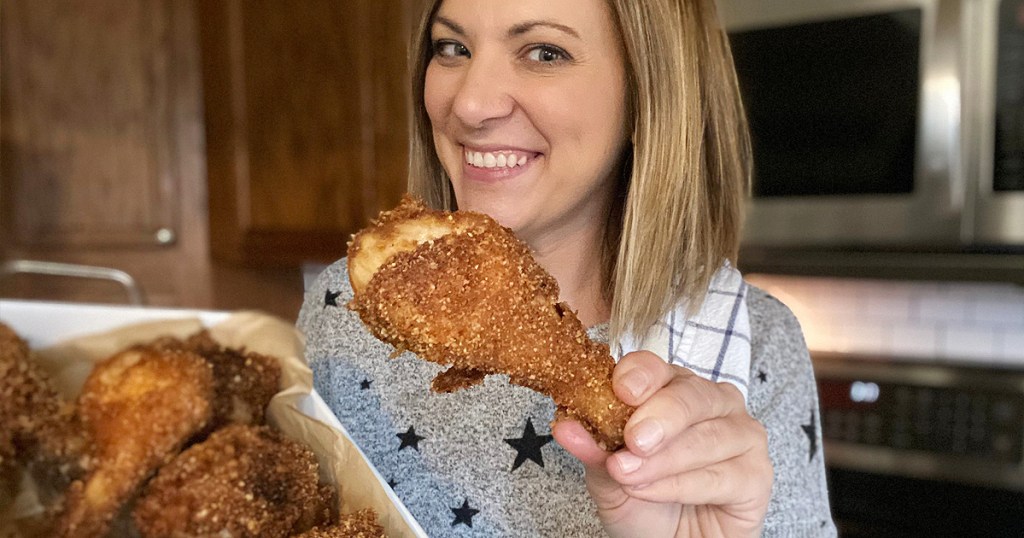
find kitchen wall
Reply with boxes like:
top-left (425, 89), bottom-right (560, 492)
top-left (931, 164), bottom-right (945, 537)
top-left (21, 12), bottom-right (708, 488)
top-left (747, 275), bottom-right (1024, 367)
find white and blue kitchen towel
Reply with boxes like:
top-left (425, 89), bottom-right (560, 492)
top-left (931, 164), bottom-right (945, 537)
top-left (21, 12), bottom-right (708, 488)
top-left (616, 263), bottom-right (752, 402)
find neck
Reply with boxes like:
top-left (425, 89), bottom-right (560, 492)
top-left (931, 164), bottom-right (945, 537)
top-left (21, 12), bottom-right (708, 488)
top-left (528, 225), bottom-right (610, 328)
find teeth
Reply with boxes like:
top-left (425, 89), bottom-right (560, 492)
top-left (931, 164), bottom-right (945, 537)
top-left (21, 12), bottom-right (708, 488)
top-left (464, 151), bottom-right (528, 169)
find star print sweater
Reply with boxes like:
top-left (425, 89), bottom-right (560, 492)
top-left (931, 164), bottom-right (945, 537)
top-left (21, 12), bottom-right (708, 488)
top-left (299, 259), bottom-right (837, 537)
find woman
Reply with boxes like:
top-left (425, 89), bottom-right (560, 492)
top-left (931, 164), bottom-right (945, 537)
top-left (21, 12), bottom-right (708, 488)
top-left (300, 0), bottom-right (836, 536)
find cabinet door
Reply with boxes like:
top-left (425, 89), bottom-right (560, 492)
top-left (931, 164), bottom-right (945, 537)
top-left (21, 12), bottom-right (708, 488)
top-left (198, 0), bottom-right (415, 267)
top-left (0, 0), bottom-right (212, 307)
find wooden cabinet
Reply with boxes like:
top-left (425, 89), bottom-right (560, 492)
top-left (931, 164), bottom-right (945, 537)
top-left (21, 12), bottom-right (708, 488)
top-left (0, 0), bottom-right (213, 307)
top-left (196, 0), bottom-right (415, 268)
top-left (1, 0), bottom-right (418, 317)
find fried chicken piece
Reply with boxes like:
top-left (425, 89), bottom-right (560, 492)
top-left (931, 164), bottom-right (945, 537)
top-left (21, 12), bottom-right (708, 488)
top-left (57, 346), bottom-right (214, 537)
top-left (1, 321), bottom-right (37, 480)
top-left (148, 330), bottom-right (281, 431)
top-left (0, 322), bottom-right (89, 489)
top-left (292, 508), bottom-right (385, 538)
top-left (133, 424), bottom-right (332, 538)
top-left (347, 195), bottom-right (635, 449)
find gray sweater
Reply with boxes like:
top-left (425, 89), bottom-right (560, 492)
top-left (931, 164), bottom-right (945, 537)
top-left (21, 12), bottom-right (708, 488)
top-left (299, 259), bottom-right (837, 537)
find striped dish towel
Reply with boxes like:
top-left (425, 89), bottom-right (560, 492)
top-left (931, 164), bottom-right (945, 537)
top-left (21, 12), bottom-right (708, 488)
top-left (616, 263), bottom-right (752, 402)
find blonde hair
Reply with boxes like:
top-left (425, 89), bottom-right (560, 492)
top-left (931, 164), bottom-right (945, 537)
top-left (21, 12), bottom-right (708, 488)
top-left (407, 0), bottom-right (751, 343)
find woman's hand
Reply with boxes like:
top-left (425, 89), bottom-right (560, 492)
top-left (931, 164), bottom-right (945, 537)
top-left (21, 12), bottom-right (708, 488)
top-left (552, 350), bottom-right (773, 538)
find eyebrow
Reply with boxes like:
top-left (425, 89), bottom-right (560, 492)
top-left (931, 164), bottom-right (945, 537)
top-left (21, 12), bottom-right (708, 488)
top-left (508, 20), bottom-right (581, 40)
top-left (433, 16), bottom-right (466, 36)
top-left (432, 16), bottom-right (581, 40)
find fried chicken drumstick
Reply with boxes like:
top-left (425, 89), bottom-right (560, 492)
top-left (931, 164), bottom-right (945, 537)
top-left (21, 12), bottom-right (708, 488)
top-left (148, 330), bottom-right (281, 432)
top-left (293, 509), bottom-right (385, 538)
top-left (33, 327), bottom-right (282, 537)
top-left (57, 345), bottom-right (215, 537)
top-left (1, 321), bottom-right (39, 479)
top-left (347, 195), bottom-right (634, 449)
top-left (0, 322), bottom-right (88, 490)
top-left (133, 424), bottom-right (332, 538)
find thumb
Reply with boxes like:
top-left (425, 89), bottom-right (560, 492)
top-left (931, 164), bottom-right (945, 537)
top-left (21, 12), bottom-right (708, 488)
top-left (552, 419), bottom-right (609, 467)
top-left (552, 420), bottom-right (628, 507)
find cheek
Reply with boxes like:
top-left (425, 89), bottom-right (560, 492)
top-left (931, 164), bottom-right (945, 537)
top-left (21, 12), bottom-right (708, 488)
top-left (577, 81), bottom-right (629, 164)
top-left (537, 73), bottom-right (627, 143)
top-left (424, 67), bottom-right (460, 173)
top-left (423, 65), bottom-right (450, 127)
top-left (540, 92), bottom-right (626, 173)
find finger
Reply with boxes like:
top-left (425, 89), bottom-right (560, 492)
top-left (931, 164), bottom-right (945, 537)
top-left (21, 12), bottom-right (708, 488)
top-left (551, 419), bottom-right (610, 468)
top-left (622, 452), bottom-right (773, 508)
top-left (612, 350), bottom-right (676, 406)
top-left (552, 419), bottom-right (633, 510)
top-left (607, 413), bottom-right (764, 486)
top-left (623, 373), bottom-right (746, 456)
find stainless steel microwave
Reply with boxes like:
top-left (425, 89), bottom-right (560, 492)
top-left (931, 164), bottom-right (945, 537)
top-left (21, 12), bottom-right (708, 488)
top-left (719, 0), bottom-right (1024, 254)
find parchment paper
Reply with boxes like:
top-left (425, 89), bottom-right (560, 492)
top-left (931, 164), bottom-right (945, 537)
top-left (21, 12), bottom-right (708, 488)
top-left (0, 311), bottom-right (421, 538)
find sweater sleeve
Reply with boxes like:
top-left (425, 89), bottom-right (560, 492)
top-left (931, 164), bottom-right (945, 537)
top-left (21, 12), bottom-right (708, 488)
top-left (746, 286), bottom-right (838, 537)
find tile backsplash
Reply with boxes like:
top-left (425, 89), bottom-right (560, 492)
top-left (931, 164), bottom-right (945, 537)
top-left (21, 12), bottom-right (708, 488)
top-left (746, 275), bottom-right (1024, 367)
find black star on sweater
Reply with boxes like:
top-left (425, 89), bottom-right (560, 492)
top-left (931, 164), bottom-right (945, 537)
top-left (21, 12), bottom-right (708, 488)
top-left (324, 289), bottom-right (341, 307)
top-left (397, 426), bottom-right (425, 451)
top-left (451, 498), bottom-right (480, 528)
top-left (505, 418), bottom-right (553, 471)
top-left (360, 379), bottom-right (372, 390)
top-left (801, 410), bottom-right (818, 462)
top-left (756, 369), bottom-right (768, 383)
top-left (387, 478), bottom-right (398, 490)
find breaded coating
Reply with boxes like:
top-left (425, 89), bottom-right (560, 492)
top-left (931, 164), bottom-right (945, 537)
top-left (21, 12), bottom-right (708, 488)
top-left (0, 322), bottom-right (35, 479)
top-left (149, 330), bottom-right (281, 430)
top-left (347, 195), bottom-right (635, 449)
top-left (133, 424), bottom-right (332, 538)
top-left (0, 322), bottom-right (88, 487)
top-left (57, 346), bottom-right (214, 537)
top-left (292, 508), bottom-right (385, 538)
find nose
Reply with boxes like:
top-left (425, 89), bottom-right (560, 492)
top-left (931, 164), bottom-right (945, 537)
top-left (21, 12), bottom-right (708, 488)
top-left (450, 52), bottom-right (514, 130)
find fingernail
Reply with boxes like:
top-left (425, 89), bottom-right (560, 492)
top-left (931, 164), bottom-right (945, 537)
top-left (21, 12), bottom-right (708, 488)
top-left (620, 368), bottom-right (648, 399)
top-left (631, 419), bottom-right (664, 453)
top-left (616, 452), bottom-right (642, 474)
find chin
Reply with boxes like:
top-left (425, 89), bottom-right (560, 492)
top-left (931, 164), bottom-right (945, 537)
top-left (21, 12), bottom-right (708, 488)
top-left (475, 208), bottom-right (526, 235)
top-left (454, 195), bottom-right (527, 232)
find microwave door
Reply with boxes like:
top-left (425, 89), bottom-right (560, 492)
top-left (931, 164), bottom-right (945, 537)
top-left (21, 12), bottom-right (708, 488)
top-left (722, 0), bottom-right (965, 248)
top-left (970, 0), bottom-right (1024, 245)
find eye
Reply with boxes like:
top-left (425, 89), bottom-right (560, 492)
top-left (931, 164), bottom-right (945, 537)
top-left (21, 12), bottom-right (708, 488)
top-left (525, 44), bottom-right (570, 64)
top-left (433, 40), bottom-right (470, 59)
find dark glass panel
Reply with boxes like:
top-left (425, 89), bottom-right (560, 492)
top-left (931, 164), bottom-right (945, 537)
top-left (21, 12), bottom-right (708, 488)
top-left (730, 10), bottom-right (921, 197)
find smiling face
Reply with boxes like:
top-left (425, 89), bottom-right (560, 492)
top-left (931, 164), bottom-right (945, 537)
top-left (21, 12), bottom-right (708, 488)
top-left (424, 0), bottom-right (630, 247)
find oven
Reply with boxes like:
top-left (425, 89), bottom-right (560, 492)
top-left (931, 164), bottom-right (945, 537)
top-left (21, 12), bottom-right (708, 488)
top-left (813, 353), bottom-right (1024, 536)
top-left (717, 0), bottom-right (1024, 256)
